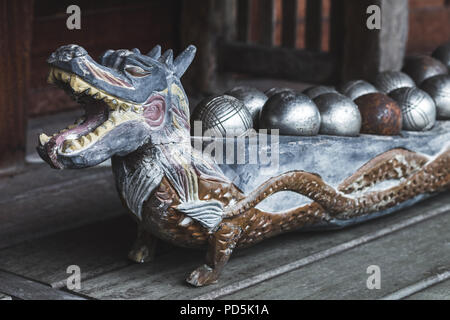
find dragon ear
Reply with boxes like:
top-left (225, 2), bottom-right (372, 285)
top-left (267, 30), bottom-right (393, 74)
top-left (159, 49), bottom-right (173, 67)
top-left (147, 45), bottom-right (161, 59)
top-left (173, 45), bottom-right (197, 78)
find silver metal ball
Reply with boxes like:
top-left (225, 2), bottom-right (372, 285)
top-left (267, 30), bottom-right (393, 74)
top-left (432, 42), bottom-right (450, 70)
top-left (373, 71), bottom-right (415, 94)
top-left (191, 95), bottom-right (253, 137)
top-left (420, 74), bottom-right (450, 119)
top-left (313, 93), bottom-right (362, 137)
top-left (338, 80), bottom-right (378, 100)
top-left (225, 86), bottom-right (268, 126)
top-left (389, 87), bottom-right (436, 131)
top-left (402, 55), bottom-right (448, 85)
top-left (259, 92), bottom-right (321, 136)
top-left (264, 87), bottom-right (296, 98)
top-left (303, 85), bottom-right (338, 100)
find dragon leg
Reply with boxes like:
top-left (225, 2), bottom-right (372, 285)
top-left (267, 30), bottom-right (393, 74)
top-left (128, 225), bottom-right (158, 263)
top-left (186, 222), bottom-right (242, 287)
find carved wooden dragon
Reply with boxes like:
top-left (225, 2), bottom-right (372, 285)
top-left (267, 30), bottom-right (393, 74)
top-left (38, 44), bottom-right (450, 286)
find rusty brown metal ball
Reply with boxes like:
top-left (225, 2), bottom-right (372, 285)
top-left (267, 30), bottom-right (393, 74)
top-left (402, 55), bottom-right (448, 85)
top-left (354, 93), bottom-right (402, 136)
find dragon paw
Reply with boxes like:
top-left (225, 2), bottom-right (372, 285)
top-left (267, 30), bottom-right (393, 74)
top-left (186, 264), bottom-right (219, 287)
top-left (128, 245), bottom-right (152, 264)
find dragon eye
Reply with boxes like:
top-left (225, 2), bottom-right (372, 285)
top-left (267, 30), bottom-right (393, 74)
top-left (125, 66), bottom-right (151, 77)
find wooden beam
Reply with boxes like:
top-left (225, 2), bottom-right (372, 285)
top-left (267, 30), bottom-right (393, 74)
top-left (305, 0), bottom-right (322, 51)
top-left (258, 0), bottom-right (275, 46)
top-left (0, 0), bottom-right (34, 174)
top-left (281, 0), bottom-right (298, 48)
top-left (180, 0), bottom-right (236, 94)
top-left (329, 0), bottom-right (345, 82)
top-left (237, 0), bottom-right (251, 43)
top-left (220, 42), bottom-right (336, 83)
top-left (340, 0), bottom-right (408, 82)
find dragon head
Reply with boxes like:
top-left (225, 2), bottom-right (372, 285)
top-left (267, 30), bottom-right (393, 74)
top-left (37, 44), bottom-right (196, 169)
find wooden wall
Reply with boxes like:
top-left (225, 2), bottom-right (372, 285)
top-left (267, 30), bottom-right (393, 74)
top-left (29, 0), bottom-right (180, 116)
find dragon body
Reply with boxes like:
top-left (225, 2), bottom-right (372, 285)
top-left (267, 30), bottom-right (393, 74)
top-left (38, 44), bottom-right (450, 286)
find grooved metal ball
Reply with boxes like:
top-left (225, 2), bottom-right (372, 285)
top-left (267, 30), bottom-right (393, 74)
top-left (313, 93), bottom-right (361, 137)
top-left (389, 87), bottom-right (436, 131)
top-left (225, 86), bottom-right (268, 127)
top-left (303, 85), bottom-right (338, 100)
top-left (264, 87), bottom-right (296, 98)
top-left (259, 92), bottom-right (321, 136)
top-left (373, 71), bottom-right (415, 94)
top-left (191, 95), bottom-right (253, 137)
top-left (420, 74), bottom-right (450, 119)
top-left (432, 42), bottom-right (450, 69)
top-left (402, 55), bottom-right (448, 85)
top-left (338, 80), bottom-right (378, 100)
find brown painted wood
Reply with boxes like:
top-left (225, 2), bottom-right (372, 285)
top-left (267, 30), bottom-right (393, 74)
top-left (281, 0), bottom-right (298, 48)
top-left (0, 0), bottom-right (34, 173)
top-left (0, 270), bottom-right (85, 300)
top-left (305, 0), bottom-right (322, 51)
top-left (220, 41), bottom-right (336, 83)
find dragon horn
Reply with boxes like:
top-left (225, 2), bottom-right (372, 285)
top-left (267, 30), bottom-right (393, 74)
top-left (159, 49), bottom-right (173, 67)
top-left (147, 45), bottom-right (161, 59)
top-left (173, 45), bottom-right (197, 78)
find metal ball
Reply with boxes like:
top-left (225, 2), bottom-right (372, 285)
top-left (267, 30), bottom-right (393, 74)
top-left (338, 80), bottom-right (378, 101)
top-left (259, 91), bottom-right (321, 136)
top-left (420, 74), bottom-right (450, 119)
top-left (373, 71), bottom-right (415, 94)
top-left (225, 86), bottom-right (268, 127)
top-left (389, 87), bottom-right (436, 131)
top-left (354, 93), bottom-right (402, 136)
top-left (264, 87), bottom-right (296, 98)
top-left (432, 42), bottom-right (450, 70)
top-left (402, 55), bottom-right (448, 85)
top-left (191, 94), bottom-right (253, 137)
top-left (303, 85), bottom-right (338, 100)
top-left (313, 93), bottom-right (361, 136)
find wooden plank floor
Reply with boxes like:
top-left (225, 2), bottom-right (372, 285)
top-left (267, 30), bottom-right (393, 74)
top-left (0, 108), bottom-right (448, 300)
top-left (0, 159), bottom-right (448, 299)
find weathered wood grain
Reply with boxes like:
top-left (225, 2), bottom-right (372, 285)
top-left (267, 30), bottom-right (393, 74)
top-left (0, 216), bottom-right (135, 288)
top-left (0, 270), bottom-right (86, 300)
top-left (76, 193), bottom-right (449, 300)
top-left (381, 268), bottom-right (450, 300)
top-left (221, 210), bottom-right (450, 299)
top-left (0, 166), bottom-right (123, 249)
top-left (0, 292), bottom-right (12, 300)
top-left (406, 277), bottom-right (450, 300)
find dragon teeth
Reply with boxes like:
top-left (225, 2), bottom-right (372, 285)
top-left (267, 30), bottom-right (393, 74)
top-left (39, 133), bottom-right (51, 145)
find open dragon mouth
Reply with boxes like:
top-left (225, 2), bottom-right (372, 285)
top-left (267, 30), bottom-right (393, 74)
top-left (38, 67), bottom-right (143, 168)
